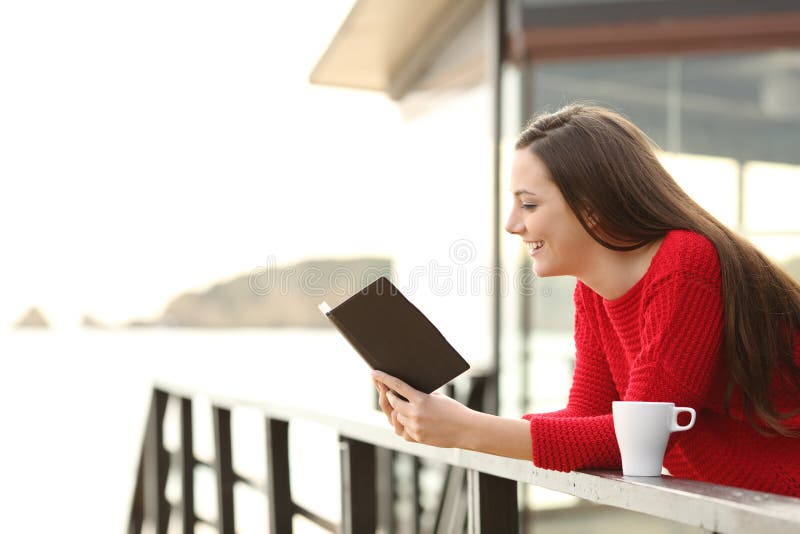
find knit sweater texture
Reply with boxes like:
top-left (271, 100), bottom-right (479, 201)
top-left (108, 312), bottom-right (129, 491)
top-left (523, 230), bottom-right (800, 497)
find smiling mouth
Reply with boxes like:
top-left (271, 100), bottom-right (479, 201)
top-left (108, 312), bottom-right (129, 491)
top-left (526, 240), bottom-right (545, 252)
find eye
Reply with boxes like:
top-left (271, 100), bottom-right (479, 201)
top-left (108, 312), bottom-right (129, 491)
top-left (521, 203), bottom-right (538, 211)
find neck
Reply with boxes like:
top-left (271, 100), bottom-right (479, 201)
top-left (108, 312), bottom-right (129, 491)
top-left (577, 238), bottom-right (664, 300)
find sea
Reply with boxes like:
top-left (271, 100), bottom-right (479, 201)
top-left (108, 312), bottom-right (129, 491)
top-left (0, 328), bottom-right (576, 533)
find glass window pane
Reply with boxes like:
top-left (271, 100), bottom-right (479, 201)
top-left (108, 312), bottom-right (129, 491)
top-left (518, 48), bottom-right (800, 425)
top-left (658, 151), bottom-right (739, 228)
top-left (744, 161), bottom-right (800, 233)
top-left (750, 235), bottom-right (800, 282)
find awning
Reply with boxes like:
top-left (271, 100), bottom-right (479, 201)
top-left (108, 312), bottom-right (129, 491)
top-left (309, 0), bottom-right (484, 100)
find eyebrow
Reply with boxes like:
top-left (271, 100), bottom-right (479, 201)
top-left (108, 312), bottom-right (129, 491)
top-left (513, 189), bottom-right (537, 196)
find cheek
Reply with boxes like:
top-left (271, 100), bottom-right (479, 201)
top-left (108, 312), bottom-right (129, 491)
top-left (545, 216), bottom-right (588, 260)
top-left (554, 229), bottom-right (587, 259)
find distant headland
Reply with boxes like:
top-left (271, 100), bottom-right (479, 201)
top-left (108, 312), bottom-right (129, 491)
top-left (126, 256), bottom-right (393, 328)
top-left (13, 307), bottom-right (50, 329)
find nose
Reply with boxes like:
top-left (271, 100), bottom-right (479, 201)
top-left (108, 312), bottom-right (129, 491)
top-left (505, 209), bottom-right (524, 235)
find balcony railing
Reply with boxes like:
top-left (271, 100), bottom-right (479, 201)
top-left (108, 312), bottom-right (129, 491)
top-left (128, 383), bottom-right (800, 534)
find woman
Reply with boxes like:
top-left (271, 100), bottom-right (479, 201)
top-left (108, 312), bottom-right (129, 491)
top-left (372, 104), bottom-right (800, 497)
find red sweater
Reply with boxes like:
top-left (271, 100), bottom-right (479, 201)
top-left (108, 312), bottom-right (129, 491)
top-left (524, 230), bottom-right (800, 497)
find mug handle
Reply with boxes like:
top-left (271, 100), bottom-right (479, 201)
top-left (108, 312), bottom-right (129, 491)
top-left (671, 407), bottom-right (696, 432)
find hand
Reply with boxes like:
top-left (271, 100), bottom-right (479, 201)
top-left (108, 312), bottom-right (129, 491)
top-left (371, 370), bottom-right (476, 449)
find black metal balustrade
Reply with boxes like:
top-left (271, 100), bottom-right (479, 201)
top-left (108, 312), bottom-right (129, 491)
top-left (129, 383), bottom-right (800, 534)
top-left (128, 376), bottom-right (503, 534)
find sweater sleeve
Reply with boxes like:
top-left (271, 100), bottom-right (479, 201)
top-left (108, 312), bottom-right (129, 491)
top-left (523, 283), bottom-right (622, 471)
top-left (523, 270), bottom-right (724, 473)
top-left (629, 271), bottom-right (724, 404)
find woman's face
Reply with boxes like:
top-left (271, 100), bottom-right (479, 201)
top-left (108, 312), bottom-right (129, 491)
top-left (505, 149), bottom-right (596, 278)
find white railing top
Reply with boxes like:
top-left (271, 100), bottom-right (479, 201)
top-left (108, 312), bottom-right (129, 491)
top-left (156, 381), bottom-right (800, 534)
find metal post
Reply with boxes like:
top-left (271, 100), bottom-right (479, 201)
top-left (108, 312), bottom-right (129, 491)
top-left (128, 446), bottom-right (144, 534)
top-left (411, 456), bottom-right (422, 534)
top-left (434, 466), bottom-right (468, 534)
top-left (213, 406), bottom-right (235, 534)
top-left (509, 1), bottom-right (534, 530)
top-left (340, 437), bottom-right (376, 534)
top-left (488, 0), bottom-right (508, 416)
top-left (266, 418), bottom-right (293, 533)
top-left (467, 470), bottom-right (518, 533)
top-left (376, 447), bottom-right (396, 534)
top-left (736, 158), bottom-right (745, 234)
top-left (143, 389), bottom-right (170, 534)
top-left (179, 397), bottom-right (194, 534)
top-left (433, 375), bottom-right (488, 533)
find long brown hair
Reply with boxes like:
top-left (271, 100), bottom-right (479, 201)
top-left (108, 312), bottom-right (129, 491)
top-left (516, 103), bottom-right (800, 437)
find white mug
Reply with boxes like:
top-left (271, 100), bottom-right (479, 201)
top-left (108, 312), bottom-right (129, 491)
top-left (612, 401), bottom-right (696, 477)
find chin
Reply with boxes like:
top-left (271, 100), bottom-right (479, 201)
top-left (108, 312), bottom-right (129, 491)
top-left (532, 265), bottom-right (552, 278)
top-left (532, 261), bottom-right (561, 278)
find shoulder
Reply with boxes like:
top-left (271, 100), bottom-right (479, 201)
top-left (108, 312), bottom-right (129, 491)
top-left (574, 279), bottom-right (600, 312)
top-left (651, 230), bottom-right (721, 283)
top-left (637, 231), bottom-right (724, 313)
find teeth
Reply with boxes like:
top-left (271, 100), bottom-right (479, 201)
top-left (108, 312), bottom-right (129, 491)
top-left (527, 241), bottom-right (545, 250)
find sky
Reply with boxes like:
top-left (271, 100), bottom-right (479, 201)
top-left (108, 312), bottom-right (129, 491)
top-left (3, 2), bottom-right (798, 330)
top-left (0, 0), bottom-right (413, 327)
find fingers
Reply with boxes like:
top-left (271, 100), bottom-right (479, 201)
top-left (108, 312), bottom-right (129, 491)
top-left (371, 370), bottom-right (420, 402)
top-left (373, 375), bottom-right (415, 441)
top-left (374, 382), bottom-right (393, 420)
top-left (386, 389), bottom-right (414, 420)
top-left (391, 409), bottom-right (405, 435)
top-left (394, 412), bottom-right (417, 442)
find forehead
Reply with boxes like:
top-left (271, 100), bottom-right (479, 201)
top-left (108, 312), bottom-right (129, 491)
top-left (510, 149), bottom-right (554, 192)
